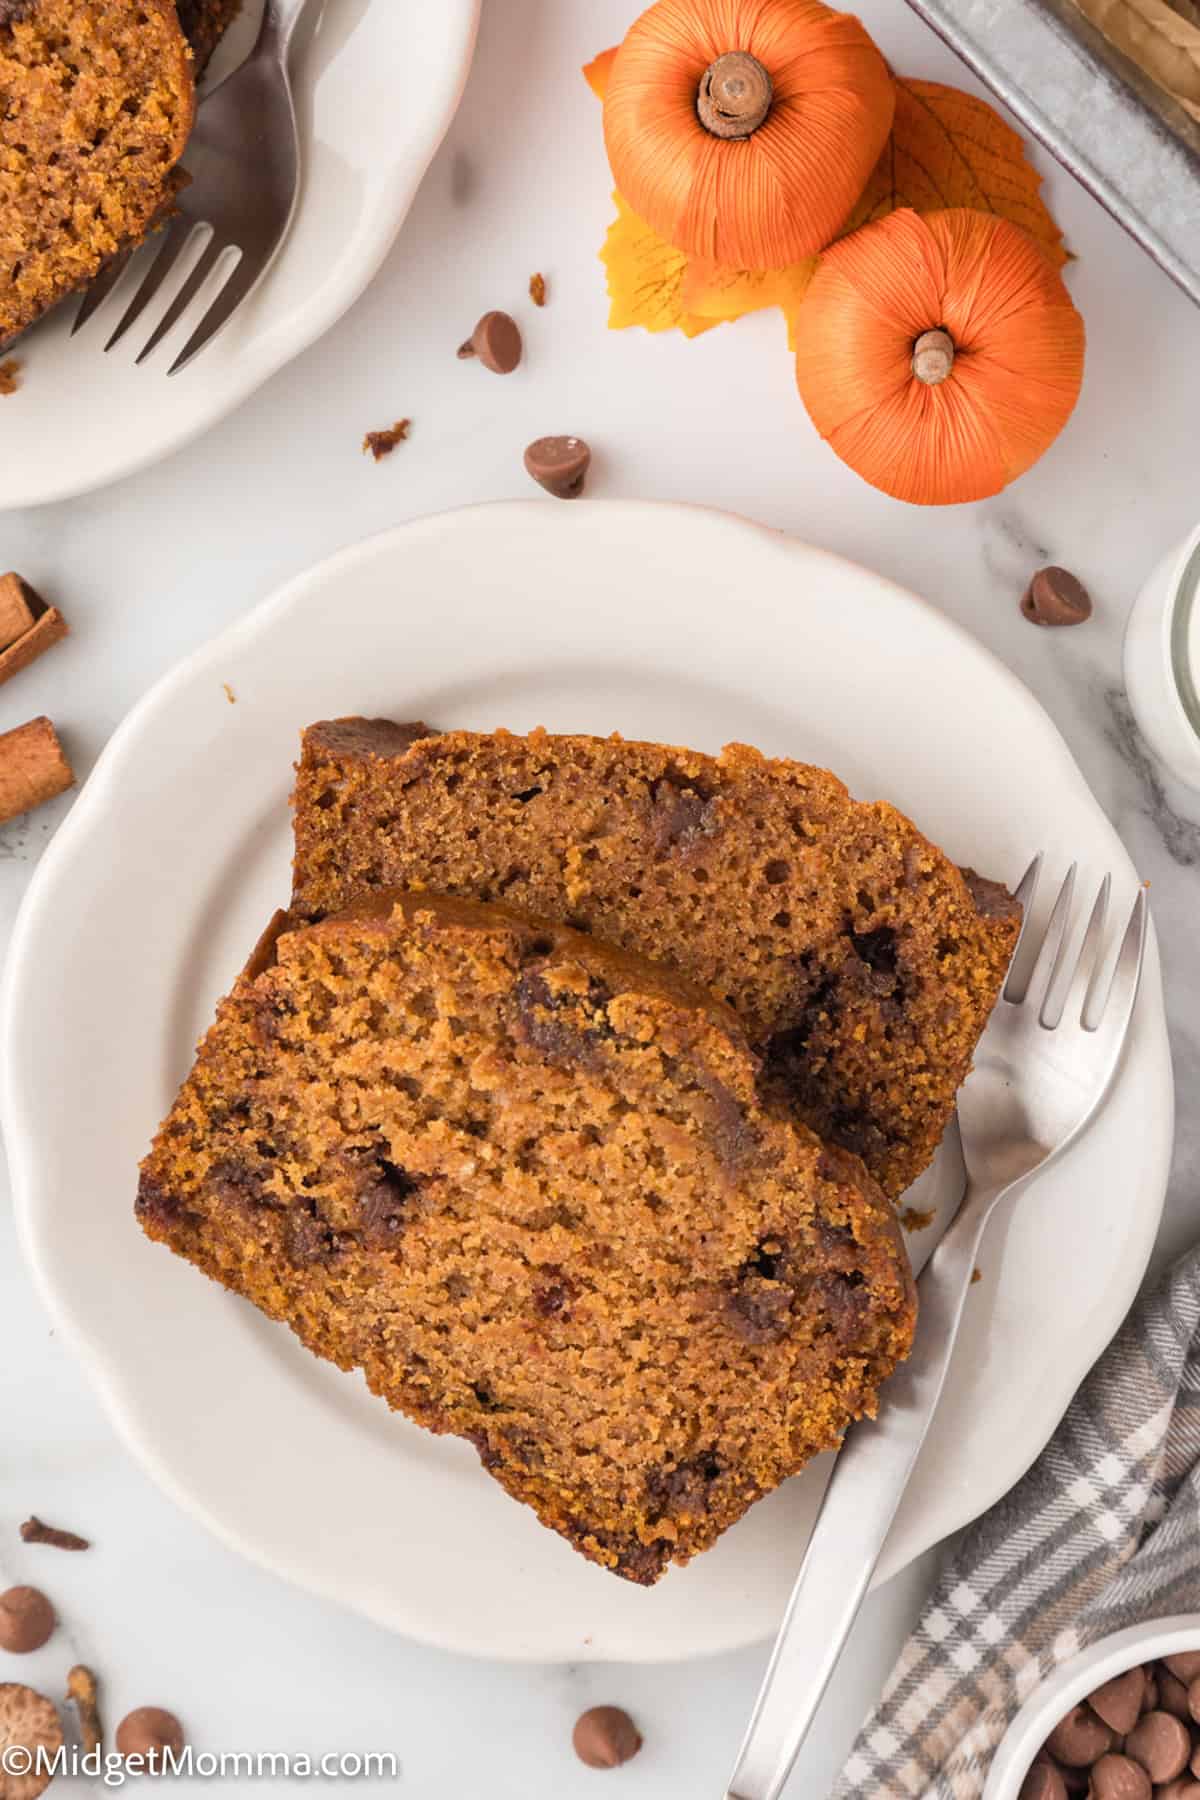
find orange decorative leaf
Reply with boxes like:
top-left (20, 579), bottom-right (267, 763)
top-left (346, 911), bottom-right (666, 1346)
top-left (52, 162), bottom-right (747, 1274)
top-left (600, 193), bottom-right (721, 338)
top-left (680, 257), bottom-right (819, 326)
top-left (843, 78), bottom-right (1068, 266)
top-left (583, 45), bottom-right (618, 101)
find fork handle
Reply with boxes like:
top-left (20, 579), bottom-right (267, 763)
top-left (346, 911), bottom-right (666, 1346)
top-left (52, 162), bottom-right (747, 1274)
top-left (722, 1176), bottom-right (1019, 1800)
top-left (261, 0), bottom-right (314, 56)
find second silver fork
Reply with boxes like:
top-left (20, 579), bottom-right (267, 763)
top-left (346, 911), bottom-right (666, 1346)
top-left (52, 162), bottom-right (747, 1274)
top-left (73, 0), bottom-right (312, 374)
top-left (724, 858), bottom-right (1149, 1800)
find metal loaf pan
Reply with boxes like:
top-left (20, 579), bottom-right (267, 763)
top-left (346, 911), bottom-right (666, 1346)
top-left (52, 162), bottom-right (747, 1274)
top-left (905, 0), bottom-right (1200, 306)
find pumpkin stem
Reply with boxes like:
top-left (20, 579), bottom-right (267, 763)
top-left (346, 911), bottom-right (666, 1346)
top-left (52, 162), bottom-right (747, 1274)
top-left (697, 52), bottom-right (773, 139)
top-left (912, 328), bottom-right (955, 386)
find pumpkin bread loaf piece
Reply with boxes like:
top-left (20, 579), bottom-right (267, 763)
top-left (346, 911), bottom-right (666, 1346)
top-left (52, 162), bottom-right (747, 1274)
top-left (291, 725), bottom-right (1021, 1200)
top-left (137, 893), bottom-right (916, 1583)
top-left (176, 0), bottom-right (241, 72)
top-left (0, 0), bottom-right (194, 347)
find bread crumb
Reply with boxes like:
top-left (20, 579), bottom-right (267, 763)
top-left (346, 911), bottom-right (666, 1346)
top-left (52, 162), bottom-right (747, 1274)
top-left (529, 272), bottom-right (547, 307)
top-left (363, 419), bottom-right (410, 462)
top-left (222, 683), bottom-right (236, 704)
top-left (899, 1205), bottom-right (935, 1231)
top-left (971, 1266), bottom-right (982, 1284)
top-left (0, 359), bottom-right (21, 397)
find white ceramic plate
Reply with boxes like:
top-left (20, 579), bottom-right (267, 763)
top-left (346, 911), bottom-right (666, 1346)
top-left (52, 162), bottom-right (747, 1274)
top-left (0, 1), bottom-right (480, 511)
top-left (2, 502), bottom-right (1173, 1663)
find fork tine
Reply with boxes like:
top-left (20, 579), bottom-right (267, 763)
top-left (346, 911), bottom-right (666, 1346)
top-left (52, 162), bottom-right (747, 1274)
top-left (1005, 861), bottom-right (1074, 1008)
top-left (1015, 862), bottom-right (1076, 1011)
top-left (72, 246), bottom-right (135, 336)
top-left (105, 218), bottom-right (196, 352)
top-left (1087, 887), bottom-right (1148, 1035)
top-left (1000, 853), bottom-right (1043, 998)
top-left (136, 237), bottom-right (233, 364)
top-left (1042, 873), bottom-right (1110, 1029)
top-left (167, 247), bottom-right (259, 374)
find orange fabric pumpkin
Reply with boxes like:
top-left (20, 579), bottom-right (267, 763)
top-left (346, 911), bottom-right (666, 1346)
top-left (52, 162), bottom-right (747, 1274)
top-left (794, 208), bottom-right (1086, 505)
top-left (603, 0), bottom-right (894, 271)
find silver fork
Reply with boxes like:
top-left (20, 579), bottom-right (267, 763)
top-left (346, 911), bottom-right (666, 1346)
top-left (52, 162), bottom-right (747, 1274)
top-left (72, 0), bottom-right (312, 375)
top-left (724, 857), bottom-right (1149, 1800)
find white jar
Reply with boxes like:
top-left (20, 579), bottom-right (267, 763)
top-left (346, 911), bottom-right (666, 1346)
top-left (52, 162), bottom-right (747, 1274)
top-left (1123, 522), bottom-right (1200, 790)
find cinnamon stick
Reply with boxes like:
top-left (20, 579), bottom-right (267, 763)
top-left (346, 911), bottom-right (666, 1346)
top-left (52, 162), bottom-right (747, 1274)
top-left (0, 572), bottom-right (40, 651)
top-left (0, 716), bottom-right (74, 824)
top-left (0, 608), bottom-right (68, 687)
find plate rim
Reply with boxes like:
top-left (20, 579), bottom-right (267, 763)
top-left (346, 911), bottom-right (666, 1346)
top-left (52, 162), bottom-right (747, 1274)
top-left (1, 500), bottom-right (1174, 1661)
top-left (0, 0), bottom-right (482, 512)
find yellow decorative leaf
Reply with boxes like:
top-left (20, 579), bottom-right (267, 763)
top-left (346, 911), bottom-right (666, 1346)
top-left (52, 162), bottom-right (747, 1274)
top-left (600, 193), bottom-right (721, 338)
top-left (680, 257), bottom-right (819, 325)
top-left (583, 45), bottom-right (618, 101)
top-left (842, 78), bottom-right (1069, 265)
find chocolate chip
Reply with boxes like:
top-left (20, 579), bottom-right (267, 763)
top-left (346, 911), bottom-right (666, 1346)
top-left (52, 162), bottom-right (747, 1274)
top-left (1161, 1671), bottom-right (1193, 1719)
top-left (356, 1160), bottom-right (421, 1250)
top-left (647, 774), bottom-right (719, 852)
top-left (726, 1275), bottom-right (793, 1343)
top-left (1166, 1656), bottom-right (1200, 1685)
top-left (283, 1201), bottom-right (341, 1268)
top-left (0, 1587), bottom-right (54, 1654)
top-left (1020, 1761), bottom-right (1068, 1800)
top-left (1088, 1753), bottom-right (1151, 1800)
top-left (514, 970), bottom-right (613, 1067)
top-left (1020, 565), bottom-right (1093, 627)
top-left (523, 434), bottom-right (591, 499)
top-left (115, 1708), bottom-right (185, 1772)
top-left (572, 1706), bottom-right (642, 1770)
top-left (1124, 1712), bottom-right (1191, 1783)
top-left (532, 1269), bottom-right (576, 1319)
top-left (1045, 1703), bottom-right (1114, 1767)
top-left (646, 1455), bottom-right (723, 1518)
top-left (457, 310), bottom-right (522, 373)
top-left (1090, 1668), bottom-right (1146, 1734)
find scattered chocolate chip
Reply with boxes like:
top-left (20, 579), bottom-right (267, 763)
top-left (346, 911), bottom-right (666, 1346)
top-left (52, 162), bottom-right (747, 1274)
top-left (362, 419), bottom-right (410, 461)
top-left (67, 1665), bottom-right (102, 1757)
top-left (1125, 1711), bottom-right (1191, 1783)
top-left (115, 1707), bottom-right (184, 1771)
top-left (0, 1683), bottom-right (63, 1800)
top-left (1020, 565), bottom-right (1093, 627)
top-left (1160, 1670), bottom-right (1192, 1719)
top-left (1046, 1703), bottom-right (1114, 1767)
top-left (523, 434), bottom-right (591, 499)
top-left (1091, 1668), bottom-right (1146, 1735)
top-left (457, 310), bottom-right (522, 373)
top-left (19, 1515), bottom-right (89, 1552)
top-left (572, 1706), bottom-right (642, 1770)
top-left (0, 1588), bottom-right (54, 1655)
top-left (1137, 1706), bottom-right (1194, 1778)
top-left (529, 271), bottom-right (546, 306)
top-left (1020, 1761), bottom-right (1068, 1800)
top-left (1089, 1752), bottom-right (1151, 1799)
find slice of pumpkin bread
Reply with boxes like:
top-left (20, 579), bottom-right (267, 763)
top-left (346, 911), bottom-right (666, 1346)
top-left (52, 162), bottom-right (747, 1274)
top-left (291, 724), bottom-right (1021, 1200)
top-left (137, 892), bottom-right (916, 1584)
top-left (176, 0), bottom-right (241, 72)
top-left (0, 0), bottom-right (194, 346)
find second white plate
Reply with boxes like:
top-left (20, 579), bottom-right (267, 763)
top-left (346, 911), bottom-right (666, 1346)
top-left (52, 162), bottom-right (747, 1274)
top-left (2, 502), bottom-right (1172, 1661)
top-left (0, 0), bottom-right (480, 510)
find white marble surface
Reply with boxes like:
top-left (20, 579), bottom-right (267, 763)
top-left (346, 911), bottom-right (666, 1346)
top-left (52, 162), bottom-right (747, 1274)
top-left (2, 1), bottom-right (1199, 1794)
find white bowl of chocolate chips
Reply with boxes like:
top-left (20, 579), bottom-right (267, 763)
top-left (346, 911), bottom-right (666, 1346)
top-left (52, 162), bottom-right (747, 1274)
top-left (985, 1619), bottom-right (1200, 1800)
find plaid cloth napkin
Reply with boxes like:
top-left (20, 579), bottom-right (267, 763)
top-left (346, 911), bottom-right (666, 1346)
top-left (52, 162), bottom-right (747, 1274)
top-left (833, 1245), bottom-right (1200, 1798)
